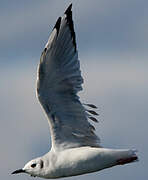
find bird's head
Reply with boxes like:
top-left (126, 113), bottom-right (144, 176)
top-left (12, 158), bottom-right (44, 177)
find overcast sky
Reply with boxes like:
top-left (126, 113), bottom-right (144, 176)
top-left (0, 0), bottom-right (148, 180)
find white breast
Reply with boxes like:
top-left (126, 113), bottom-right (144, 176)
top-left (43, 147), bottom-right (135, 178)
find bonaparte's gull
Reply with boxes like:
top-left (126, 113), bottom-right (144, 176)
top-left (12, 4), bottom-right (138, 179)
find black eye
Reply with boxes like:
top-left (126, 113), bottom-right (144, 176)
top-left (31, 163), bottom-right (36, 168)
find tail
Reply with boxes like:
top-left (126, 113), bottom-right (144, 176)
top-left (116, 149), bottom-right (138, 165)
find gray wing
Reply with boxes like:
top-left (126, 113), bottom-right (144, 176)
top-left (37, 4), bottom-right (100, 150)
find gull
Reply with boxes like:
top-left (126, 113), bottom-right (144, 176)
top-left (12, 4), bottom-right (138, 179)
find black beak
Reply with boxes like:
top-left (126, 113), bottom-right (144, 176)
top-left (11, 169), bottom-right (25, 174)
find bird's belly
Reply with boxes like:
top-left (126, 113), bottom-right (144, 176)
top-left (46, 147), bottom-right (118, 178)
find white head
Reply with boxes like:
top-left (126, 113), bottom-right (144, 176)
top-left (12, 157), bottom-right (45, 177)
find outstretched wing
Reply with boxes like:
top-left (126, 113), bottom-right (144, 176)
top-left (37, 4), bottom-right (100, 150)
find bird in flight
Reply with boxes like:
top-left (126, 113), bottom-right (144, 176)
top-left (12, 4), bottom-right (138, 179)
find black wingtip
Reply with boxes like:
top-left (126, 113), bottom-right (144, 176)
top-left (53, 17), bottom-right (61, 36)
top-left (53, 4), bottom-right (72, 38)
top-left (64, 3), bottom-right (72, 14)
top-left (64, 4), bottom-right (76, 52)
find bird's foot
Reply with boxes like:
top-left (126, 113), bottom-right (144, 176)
top-left (116, 156), bottom-right (138, 165)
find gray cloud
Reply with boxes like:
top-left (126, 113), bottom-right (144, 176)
top-left (0, 0), bottom-right (148, 62)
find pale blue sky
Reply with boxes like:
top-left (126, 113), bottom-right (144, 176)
top-left (0, 0), bottom-right (147, 180)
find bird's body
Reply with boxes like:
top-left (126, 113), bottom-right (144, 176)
top-left (12, 4), bottom-right (138, 179)
top-left (23, 147), bottom-right (137, 179)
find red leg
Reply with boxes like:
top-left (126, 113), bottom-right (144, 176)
top-left (117, 156), bottom-right (138, 165)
